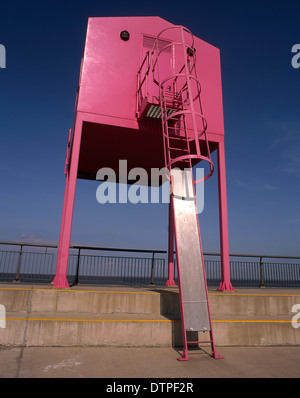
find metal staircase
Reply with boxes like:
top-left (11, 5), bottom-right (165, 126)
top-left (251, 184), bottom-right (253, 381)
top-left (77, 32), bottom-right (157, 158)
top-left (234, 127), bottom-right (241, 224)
top-left (137, 25), bottom-right (222, 360)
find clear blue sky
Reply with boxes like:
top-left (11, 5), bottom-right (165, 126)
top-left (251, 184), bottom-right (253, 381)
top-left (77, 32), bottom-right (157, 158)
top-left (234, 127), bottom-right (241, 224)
top-left (0, 0), bottom-right (299, 256)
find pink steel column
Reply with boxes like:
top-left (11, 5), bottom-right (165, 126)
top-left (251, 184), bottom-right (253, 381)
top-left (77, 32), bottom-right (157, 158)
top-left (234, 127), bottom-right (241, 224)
top-left (53, 116), bottom-right (83, 288)
top-left (217, 138), bottom-right (234, 291)
top-left (166, 196), bottom-right (176, 286)
top-left (52, 171), bottom-right (70, 288)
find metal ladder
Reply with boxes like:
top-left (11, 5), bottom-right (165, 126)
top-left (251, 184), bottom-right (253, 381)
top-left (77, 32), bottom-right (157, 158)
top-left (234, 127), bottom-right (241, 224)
top-left (152, 25), bottom-right (222, 360)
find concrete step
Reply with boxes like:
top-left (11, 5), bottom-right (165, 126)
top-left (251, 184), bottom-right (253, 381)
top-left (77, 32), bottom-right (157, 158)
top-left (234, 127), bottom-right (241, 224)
top-left (0, 284), bottom-right (179, 316)
top-left (209, 290), bottom-right (300, 317)
top-left (2, 311), bottom-right (299, 347)
top-left (1, 311), bottom-right (181, 347)
top-left (0, 284), bottom-right (299, 348)
top-left (1, 284), bottom-right (299, 317)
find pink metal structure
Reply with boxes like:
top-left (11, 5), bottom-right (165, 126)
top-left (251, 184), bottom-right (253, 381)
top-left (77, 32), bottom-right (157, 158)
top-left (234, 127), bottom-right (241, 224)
top-left (52, 16), bottom-right (233, 358)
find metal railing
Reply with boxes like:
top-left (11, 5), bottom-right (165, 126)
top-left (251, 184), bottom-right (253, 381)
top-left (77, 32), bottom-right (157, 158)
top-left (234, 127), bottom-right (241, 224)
top-left (203, 253), bottom-right (300, 288)
top-left (0, 241), bottom-right (299, 288)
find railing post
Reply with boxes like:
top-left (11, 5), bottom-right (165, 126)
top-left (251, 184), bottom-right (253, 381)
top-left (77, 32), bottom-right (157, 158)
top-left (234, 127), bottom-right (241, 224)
top-left (73, 247), bottom-right (81, 286)
top-left (14, 244), bottom-right (23, 282)
top-left (150, 252), bottom-right (155, 285)
top-left (259, 256), bottom-right (265, 288)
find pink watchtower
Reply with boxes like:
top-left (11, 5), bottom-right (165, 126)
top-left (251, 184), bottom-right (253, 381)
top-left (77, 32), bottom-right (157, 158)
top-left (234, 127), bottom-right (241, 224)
top-left (53, 16), bottom-right (234, 360)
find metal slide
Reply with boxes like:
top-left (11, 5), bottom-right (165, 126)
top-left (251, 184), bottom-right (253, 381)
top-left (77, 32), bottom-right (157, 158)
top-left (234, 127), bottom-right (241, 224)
top-left (171, 168), bottom-right (222, 360)
top-left (172, 168), bottom-right (210, 333)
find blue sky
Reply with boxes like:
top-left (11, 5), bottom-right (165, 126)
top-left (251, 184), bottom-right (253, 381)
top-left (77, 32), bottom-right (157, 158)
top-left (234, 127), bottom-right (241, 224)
top-left (0, 0), bottom-right (299, 256)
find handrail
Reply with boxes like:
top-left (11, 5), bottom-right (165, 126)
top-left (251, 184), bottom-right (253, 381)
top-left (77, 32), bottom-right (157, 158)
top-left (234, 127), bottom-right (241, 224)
top-left (136, 51), bottom-right (151, 117)
top-left (0, 241), bottom-right (58, 249)
top-left (136, 51), bottom-right (150, 91)
top-left (0, 241), bottom-right (165, 253)
top-left (137, 51), bottom-right (150, 75)
top-left (137, 53), bottom-right (149, 89)
top-left (0, 241), bottom-right (299, 260)
top-left (0, 241), bottom-right (299, 287)
top-left (71, 244), bottom-right (166, 255)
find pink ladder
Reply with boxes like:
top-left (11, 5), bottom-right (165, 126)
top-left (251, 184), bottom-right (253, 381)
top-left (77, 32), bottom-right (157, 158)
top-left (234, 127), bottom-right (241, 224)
top-left (152, 25), bottom-right (222, 360)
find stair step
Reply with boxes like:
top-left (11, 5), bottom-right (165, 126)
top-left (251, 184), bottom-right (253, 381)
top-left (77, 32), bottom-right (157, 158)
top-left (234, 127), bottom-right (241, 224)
top-left (0, 285), bottom-right (180, 315)
top-left (2, 311), bottom-right (181, 347)
top-left (2, 285), bottom-right (300, 347)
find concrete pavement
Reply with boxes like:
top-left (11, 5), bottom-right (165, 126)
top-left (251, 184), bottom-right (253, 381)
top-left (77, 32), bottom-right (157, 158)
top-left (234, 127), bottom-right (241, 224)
top-left (1, 345), bottom-right (300, 378)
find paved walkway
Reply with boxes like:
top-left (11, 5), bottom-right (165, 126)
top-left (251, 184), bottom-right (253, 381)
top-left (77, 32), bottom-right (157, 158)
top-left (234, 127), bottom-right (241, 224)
top-left (1, 345), bottom-right (300, 378)
top-left (1, 284), bottom-right (299, 379)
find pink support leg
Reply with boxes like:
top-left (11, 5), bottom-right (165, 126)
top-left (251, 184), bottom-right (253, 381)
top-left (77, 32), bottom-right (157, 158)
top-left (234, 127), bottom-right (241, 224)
top-left (217, 139), bottom-right (234, 291)
top-left (166, 197), bottom-right (176, 286)
top-left (53, 116), bottom-right (83, 288)
top-left (52, 171), bottom-right (70, 288)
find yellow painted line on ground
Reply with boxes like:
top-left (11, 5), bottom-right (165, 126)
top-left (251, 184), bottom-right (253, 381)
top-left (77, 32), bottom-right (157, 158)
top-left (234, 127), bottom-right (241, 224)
top-left (209, 292), bottom-right (300, 297)
top-left (6, 317), bottom-right (176, 323)
top-left (5, 317), bottom-right (299, 324)
top-left (0, 287), bottom-right (161, 295)
top-left (208, 293), bottom-right (300, 297)
top-left (212, 319), bottom-right (300, 323)
top-left (1, 286), bottom-right (300, 297)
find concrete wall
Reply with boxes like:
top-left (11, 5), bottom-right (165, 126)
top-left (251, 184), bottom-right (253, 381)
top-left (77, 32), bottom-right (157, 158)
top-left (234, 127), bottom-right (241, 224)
top-left (0, 285), bottom-right (299, 347)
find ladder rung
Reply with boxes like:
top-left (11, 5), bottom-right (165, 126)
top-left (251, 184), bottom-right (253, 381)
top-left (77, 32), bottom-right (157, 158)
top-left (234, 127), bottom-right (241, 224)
top-left (169, 147), bottom-right (189, 152)
top-left (168, 135), bottom-right (187, 140)
top-left (170, 158), bottom-right (190, 163)
top-left (187, 340), bottom-right (212, 344)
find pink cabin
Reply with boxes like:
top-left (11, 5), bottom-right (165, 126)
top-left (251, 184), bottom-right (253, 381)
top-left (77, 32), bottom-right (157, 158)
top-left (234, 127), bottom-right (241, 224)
top-left (53, 16), bottom-right (233, 360)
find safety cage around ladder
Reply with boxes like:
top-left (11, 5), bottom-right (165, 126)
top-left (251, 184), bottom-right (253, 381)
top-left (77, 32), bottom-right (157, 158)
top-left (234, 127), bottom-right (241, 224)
top-left (136, 25), bottom-right (214, 184)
